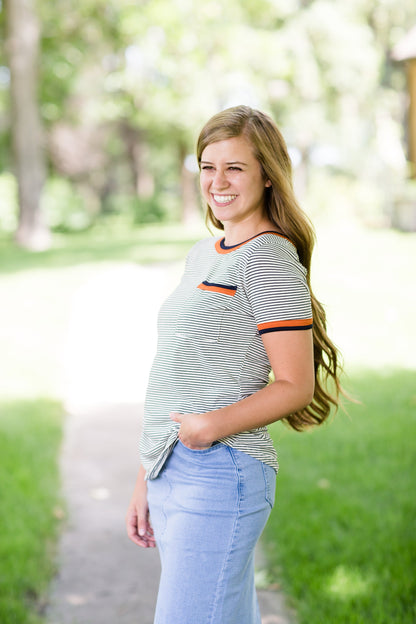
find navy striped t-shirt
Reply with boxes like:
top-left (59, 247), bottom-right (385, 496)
top-left (140, 231), bottom-right (313, 480)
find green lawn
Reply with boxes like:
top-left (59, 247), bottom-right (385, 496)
top-left (0, 220), bottom-right (205, 275)
top-left (264, 369), bottom-right (416, 623)
top-left (0, 399), bottom-right (63, 624)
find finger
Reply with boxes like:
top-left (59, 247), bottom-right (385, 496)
top-left (137, 514), bottom-right (149, 538)
top-left (132, 534), bottom-right (156, 548)
top-left (169, 412), bottom-right (182, 422)
top-left (141, 520), bottom-right (156, 547)
top-left (128, 526), bottom-right (156, 548)
top-left (126, 513), bottom-right (140, 541)
top-left (138, 514), bottom-right (157, 544)
top-left (127, 522), bottom-right (147, 547)
top-left (126, 510), bottom-right (155, 548)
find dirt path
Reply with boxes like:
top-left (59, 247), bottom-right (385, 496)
top-left (45, 263), bottom-right (296, 624)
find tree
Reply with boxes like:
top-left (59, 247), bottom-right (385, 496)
top-left (2, 0), bottom-right (416, 235)
top-left (5, 0), bottom-right (50, 250)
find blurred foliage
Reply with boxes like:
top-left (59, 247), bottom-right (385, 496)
top-left (1, 0), bottom-right (416, 232)
top-left (41, 177), bottom-right (91, 232)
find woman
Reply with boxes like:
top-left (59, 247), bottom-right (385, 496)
top-left (126, 105), bottom-right (342, 624)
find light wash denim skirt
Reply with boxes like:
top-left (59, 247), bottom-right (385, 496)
top-left (147, 440), bottom-right (276, 624)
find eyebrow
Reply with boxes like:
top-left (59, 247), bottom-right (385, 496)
top-left (200, 160), bottom-right (248, 166)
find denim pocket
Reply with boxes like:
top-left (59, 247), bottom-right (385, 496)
top-left (262, 462), bottom-right (276, 509)
top-left (177, 439), bottom-right (223, 454)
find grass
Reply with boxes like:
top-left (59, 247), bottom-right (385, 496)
top-left (264, 369), bottom-right (416, 623)
top-left (0, 220), bottom-right (206, 275)
top-left (0, 399), bottom-right (63, 623)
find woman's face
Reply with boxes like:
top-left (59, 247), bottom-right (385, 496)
top-left (199, 135), bottom-right (271, 227)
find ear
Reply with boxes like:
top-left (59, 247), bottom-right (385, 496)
top-left (265, 179), bottom-right (272, 188)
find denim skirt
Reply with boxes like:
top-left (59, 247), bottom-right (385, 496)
top-left (147, 440), bottom-right (276, 624)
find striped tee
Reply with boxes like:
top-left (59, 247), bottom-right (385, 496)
top-left (140, 231), bottom-right (313, 480)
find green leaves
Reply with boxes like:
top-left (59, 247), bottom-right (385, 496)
top-left (2, 0), bottom-right (416, 231)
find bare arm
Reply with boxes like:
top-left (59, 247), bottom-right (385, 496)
top-left (126, 464), bottom-right (156, 548)
top-left (171, 329), bottom-right (314, 448)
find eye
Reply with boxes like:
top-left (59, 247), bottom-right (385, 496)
top-left (228, 166), bottom-right (242, 171)
top-left (200, 165), bottom-right (214, 171)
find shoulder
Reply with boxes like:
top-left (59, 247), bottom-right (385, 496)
top-left (244, 233), bottom-right (304, 269)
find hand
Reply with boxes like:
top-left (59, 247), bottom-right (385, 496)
top-left (126, 466), bottom-right (156, 549)
top-left (126, 503), bottom-right (156, 549)
top-left (170, 411), bottom-right (213, 450)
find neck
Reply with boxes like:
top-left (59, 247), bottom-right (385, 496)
top-left (222, 218), bottom-right (275, 246)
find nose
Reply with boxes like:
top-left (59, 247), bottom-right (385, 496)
top-left (211, 169), bottom-right (229, 190)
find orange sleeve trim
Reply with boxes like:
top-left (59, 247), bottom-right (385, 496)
top-left (258, 318), bottom-right (313, 334)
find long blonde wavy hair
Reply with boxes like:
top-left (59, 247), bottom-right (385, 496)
top-left (196, 105), bottom-right (343, 431)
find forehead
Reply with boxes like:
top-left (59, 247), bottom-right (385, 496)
top-left (201, 135), bottom-right (257, 163)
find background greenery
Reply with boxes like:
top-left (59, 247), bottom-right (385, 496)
top-left (1, 1), bottom-right (416, 623)
top-left (1, 0), bottom-right (416, 235)
top-left (0, 399), bottom-right (62, 624)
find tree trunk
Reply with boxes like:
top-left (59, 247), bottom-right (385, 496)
top-left (121, 123), bottom-right (155, 199)
top-left (5, 0), bottom-right (50, 250)
top-left (134, 138), bottom-right (155, 199)
top-left (408, 60), bottom-right (416, 178)
top-left (179, 144), bottom-right (199, 225)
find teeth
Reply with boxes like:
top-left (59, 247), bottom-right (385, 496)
top-left (213, 195), bottom-right (237, 203)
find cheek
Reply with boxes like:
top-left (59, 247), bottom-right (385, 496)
top-left (200, 176), bottom-right (210, 197)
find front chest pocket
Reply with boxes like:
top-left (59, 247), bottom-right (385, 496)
top-left (174, 282), bottom-right (237, 343)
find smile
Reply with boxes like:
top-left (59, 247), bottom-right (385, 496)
top-left (212, 194), bottom-right (237, 204)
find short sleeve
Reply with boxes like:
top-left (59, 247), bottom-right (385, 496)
top-left (243, 240), bottom-right (313, 335)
